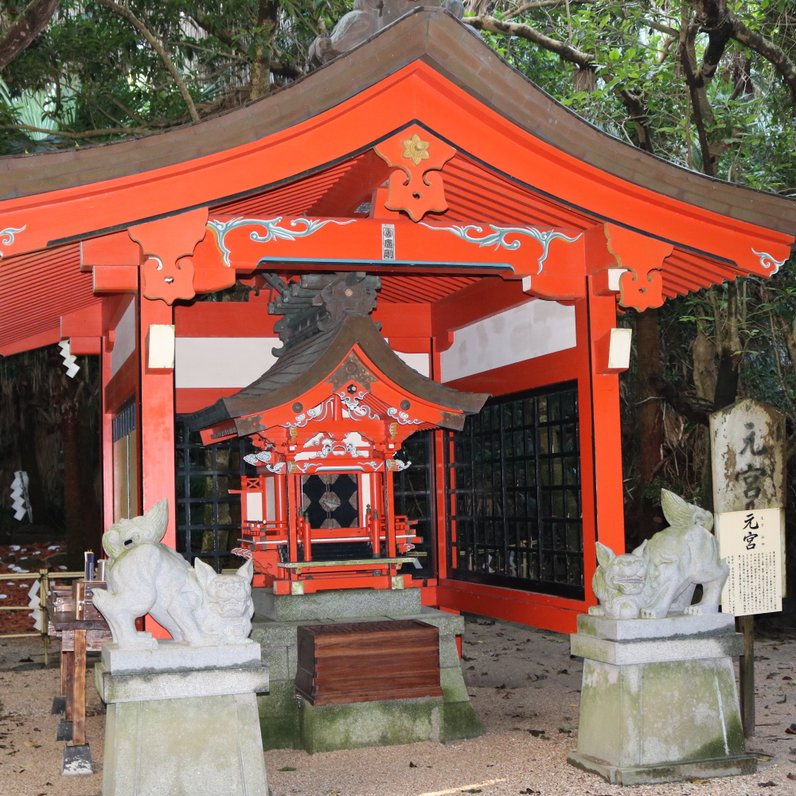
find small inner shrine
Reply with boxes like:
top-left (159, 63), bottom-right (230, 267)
top-left (189, 272), bottom-right (487, 595)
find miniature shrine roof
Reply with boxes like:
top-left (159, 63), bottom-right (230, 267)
top-left (0, 8), bottom-right (793, 356)
top-left (187, 304), bottom-right (488, 437)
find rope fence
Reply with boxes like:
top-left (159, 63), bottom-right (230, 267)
top-left (0, 569), bottom-right (83, 664)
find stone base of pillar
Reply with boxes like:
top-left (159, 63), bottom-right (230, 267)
top-left (568, 750), bottom-right (757, 786)
top-left (569, 614), bottom-right (757, 786)
top-left (62, 742), bottom-right (94, 776)
top-left (95, 641), bottom-right (269, 796)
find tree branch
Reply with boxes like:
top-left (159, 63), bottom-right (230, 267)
top-left (190, 12), bottom-right (237, 50)
top-left (0, 0), bottom-right (60, 71)
top-left (647, 19), bottom-right (678, 38)
top-left (772, 310), bottom-right (796, 391)
top-left (678, 21), bottom-right (718, 175)
top-left (463, 15), bottom-right (594, 67)
top-left (464, 15), bottom-right (657, 151)
top-left (95, 0), bottom-right (199, 122)
top-left (188, 17), bottom-right (303, 81)
top-left (616, 88), bottom-right (654, 152)
top-left (249, 0), bottom-right (279, 101)
top-left (691, 0), bottom-right (734, 86)
top-left (731, 14), bottom-right (796, 113)
top-left (692, 1), bottom-right (796, 114)
top-left (649, 374), bottom-right (713, 425)
top-left (508, 0), bottom-right (590, 17)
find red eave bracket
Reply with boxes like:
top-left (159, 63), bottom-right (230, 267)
top-left (60, 303), bottom-right (103, 339)
top-left (69, 336), bottom-right (102, 355)
top-left (80, 232), bottom-right (140, 271)
top-left (93, 265), bottom-right (138, 293)
top-left (82, 232), bottom-right (141, 295)
top-left (605, 224), bottom-right (673, 311)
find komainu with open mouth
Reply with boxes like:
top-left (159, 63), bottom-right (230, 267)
top-left (589, 489), bottom-right (728, 620)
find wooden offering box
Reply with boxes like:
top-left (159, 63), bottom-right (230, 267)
top-left (295, 620), bottom-right (442, 705)
top-left (50, 583), bottom-right (75, 613)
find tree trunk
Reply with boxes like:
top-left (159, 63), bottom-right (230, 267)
top-left (626, 308), bottom-right (667, 549)
top-left (249, 1), bottom-right (279, 100)
top-left (0, 0), bottom-right (61, 71)
top-left (78, 402), bottom-right (102, 556)
top-left (636, 308), bottom-right (664, 484)
top-left (63, 405), bottom-right (101, 570)
top-left (713, 349), bottom-right (740, 410)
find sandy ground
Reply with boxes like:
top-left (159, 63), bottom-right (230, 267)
top-left (0, 616), bottom-right (794, 796)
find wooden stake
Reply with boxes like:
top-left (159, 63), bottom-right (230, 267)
top-left (70, 629), bottom-right (87, 746)
top-left (739, 615), bottom-right (755, 737)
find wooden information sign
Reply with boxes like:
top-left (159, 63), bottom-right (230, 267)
top-left (716, 507), bottom-right (783, 616)
top-left (710, 398), bottom-right (786, 737)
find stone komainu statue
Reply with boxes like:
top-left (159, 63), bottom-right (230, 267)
top-left (92, 501), bottom-right (254, 649)
top-left (589, 489), bottom-right (729, 620)
top-left (309, 0), bottom-right (464, 66)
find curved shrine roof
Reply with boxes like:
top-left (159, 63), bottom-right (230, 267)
top-left (0, 9), bottom-right (793, 357)
top-left (0, 9), bottom-right (792, 238)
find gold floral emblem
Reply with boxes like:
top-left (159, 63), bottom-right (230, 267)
top-left (401, 134), bottom-right (430, 166)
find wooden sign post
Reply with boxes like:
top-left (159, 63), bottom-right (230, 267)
top-left (710, 399), bottom-right (786, 738)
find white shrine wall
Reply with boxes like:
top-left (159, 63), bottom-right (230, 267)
top-left (175, 337), bottom-right (280, 389)
top-left (110, 297), bottom-right (136, 377)
top-left (439, 299), bottom-right (577, 383)
top-left (175, 336), bottom-right (430, 389)
top-left (171, 297), bottom-right (572, 412)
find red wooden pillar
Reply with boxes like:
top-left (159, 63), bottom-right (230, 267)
top-left (274, 474), bottom-right (287, 528)
top-left (137, 295), bottom-right (177, 546)
top-left (127, 209), bottom-right (208, 548)
top-left (579, 277), bottom-right (626, 601)
top-left (127, 211), bottom-right (206, 635)
top-left (288, 475), bottom-right (300, 565)
top-left (384, 468), bottom-right (397, 558)
top-left (367, 472), bottom-right (380, 554)
top-left (431, 340), bottom-right (450, 588)
top-left (433, 429), bottom-right (450, 582)
top-left (100, 337), bottom-right (116, 533)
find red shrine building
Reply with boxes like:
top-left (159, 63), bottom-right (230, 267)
top-left (0, 8), bottom-right (793, 633)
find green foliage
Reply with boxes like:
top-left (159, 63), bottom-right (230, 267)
top-left (0, 0), bottom-right (350, 153)
top-left (478, 0), bottom-right (795, 190)
top-left (2, 1), bottom-right (793, 190)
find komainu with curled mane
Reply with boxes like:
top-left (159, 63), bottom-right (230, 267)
top-left (92, 501), bottom-right (253, 649)
top-left (589, 489), bottom-right (729, 620)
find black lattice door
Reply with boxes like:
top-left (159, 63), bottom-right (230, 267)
top-left (301, 474), bottom-right (359, 529)
top-left (300, 474), bottom-right (364, 561)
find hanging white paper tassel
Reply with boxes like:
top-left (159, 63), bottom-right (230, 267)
top-left (28, 579), bottom-right (42, 632)
top-left (10, 470), bottom-right (32, 522)
top-left (58, 339), bottom-right (80, 378)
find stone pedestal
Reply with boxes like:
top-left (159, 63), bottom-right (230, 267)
top-left (299, 696), bottom-right (445, 753)
top-left (95, 641), bottom-right (269, 796)
top-left (250, 588), bottom-right (482, 751)
top-left (569, 614), bottom-right (757, 786)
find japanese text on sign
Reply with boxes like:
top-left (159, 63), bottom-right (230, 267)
top-left (381, 224), bottom-right (395, 261)
top-left (716, 507), bottom-right (783, 616)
